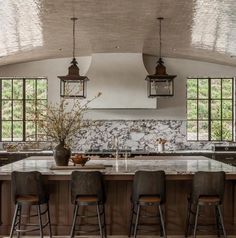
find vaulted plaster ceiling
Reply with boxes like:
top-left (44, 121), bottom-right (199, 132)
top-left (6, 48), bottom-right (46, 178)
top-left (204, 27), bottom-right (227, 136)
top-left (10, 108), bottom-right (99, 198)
top-left (1, 0), bottom-right (236, 66)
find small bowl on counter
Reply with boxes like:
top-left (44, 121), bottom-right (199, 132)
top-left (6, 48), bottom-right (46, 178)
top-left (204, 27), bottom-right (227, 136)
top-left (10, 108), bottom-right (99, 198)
top-left (70, 154), bottom-right (90, 166)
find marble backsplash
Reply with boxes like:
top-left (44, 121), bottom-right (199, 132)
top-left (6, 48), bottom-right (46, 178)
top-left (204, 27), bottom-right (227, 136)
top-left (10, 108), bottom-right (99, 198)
top-left (2, 120), bottom-right (234, 152)
top-left (73, 120), bottom-right (220, 151)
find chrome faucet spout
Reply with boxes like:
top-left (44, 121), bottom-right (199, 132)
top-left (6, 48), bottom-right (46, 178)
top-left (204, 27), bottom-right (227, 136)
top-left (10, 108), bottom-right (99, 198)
top-left (114, 136), bottom-right (119, 159)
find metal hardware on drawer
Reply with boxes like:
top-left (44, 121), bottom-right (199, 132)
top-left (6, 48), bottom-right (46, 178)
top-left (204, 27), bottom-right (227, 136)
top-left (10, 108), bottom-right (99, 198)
top-left (225, 157), bottom-right (234, 160)
top-left (0, 158), bottom-right (8, 161)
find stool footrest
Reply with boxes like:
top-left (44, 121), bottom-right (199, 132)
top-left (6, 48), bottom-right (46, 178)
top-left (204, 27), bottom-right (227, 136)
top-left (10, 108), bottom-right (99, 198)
top-left (16, 227), bottom-right (41, 233)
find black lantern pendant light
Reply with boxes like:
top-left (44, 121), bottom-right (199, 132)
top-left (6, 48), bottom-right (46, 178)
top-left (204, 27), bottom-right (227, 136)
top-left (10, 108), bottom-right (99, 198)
top-left (58, 17), bottom-right (89, 98)
top-left (145, 17), bottom-right (176, 97)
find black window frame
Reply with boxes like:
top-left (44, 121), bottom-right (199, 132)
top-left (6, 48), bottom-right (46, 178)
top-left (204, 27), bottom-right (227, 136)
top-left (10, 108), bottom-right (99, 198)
top-left (0, 77), bottom-right (48, 142)
top-left (186, 77), bottom-right (234, 142)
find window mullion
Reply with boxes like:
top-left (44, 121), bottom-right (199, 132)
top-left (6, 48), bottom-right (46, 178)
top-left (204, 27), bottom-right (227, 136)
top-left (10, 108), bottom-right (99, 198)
top-left (0, 79), bottom-right (2, 141)
top-left (221, 78), bottom-right (223, 141)
top-left (35, 79), bottom-right (37, 141)
top-left (23, 79), bottom-right (26, 141)
top-left (208, 78), bottom-right (211, 141)
top-left (11, 79), bottom-right (13, 141)
top-left (233, 77), bottom-right (235, 141)
top-left (197, 78), bottom-right (199, 141)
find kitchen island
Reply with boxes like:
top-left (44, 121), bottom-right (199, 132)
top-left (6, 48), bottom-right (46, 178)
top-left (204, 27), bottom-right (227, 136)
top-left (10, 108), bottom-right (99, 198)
top-left (0, 156), bottom-right (236, 236)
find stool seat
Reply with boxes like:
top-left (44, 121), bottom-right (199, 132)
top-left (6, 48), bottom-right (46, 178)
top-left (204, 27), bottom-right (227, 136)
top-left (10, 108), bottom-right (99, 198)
top-left (76, 196), bottom-right (98, 203)
top-left (139, 195), bottom-right (161, 204)
top-left (185, 171), bottom-right (226, 238)
top-left (70, 171), bottom-right (106, 238)
top-left (16, 195), bottom-right (39, 204)
top-left (10, 171), bottom-right (52, 238)
top-left (198, 195), bottom-right (220, 205)
top-left (129, 170), bottom-right (166, 238)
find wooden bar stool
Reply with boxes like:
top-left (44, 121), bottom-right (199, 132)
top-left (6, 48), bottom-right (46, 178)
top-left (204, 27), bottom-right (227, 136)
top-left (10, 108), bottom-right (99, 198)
top-left (10, 171), bottom-right (52, 238)
top-left (129, 170), bottom-right (166, 238)
top-left (70, 171), bottom-right (106, 238)
top-left (185, 171), bottom-right (227, 238)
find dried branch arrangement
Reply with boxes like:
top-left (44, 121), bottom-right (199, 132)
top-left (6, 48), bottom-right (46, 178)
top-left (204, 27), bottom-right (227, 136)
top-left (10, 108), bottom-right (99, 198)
top-left (35, 92), bottom-right (101, 146)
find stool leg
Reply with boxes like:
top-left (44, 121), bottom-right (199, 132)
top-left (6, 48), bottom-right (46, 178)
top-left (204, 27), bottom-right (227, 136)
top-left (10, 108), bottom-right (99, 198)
top-left (217, 205), bottom-right (227, 238)
top-left (10, 203), bottom-right (19, 238)
top-left (215, 205), bottom-right (220, 237)
top-left (128, 204), bottom-right (134, 237)
top-left (37, 205), bottom-right (43, 238)
top-left (158, 205), bottom-right (163, 237)
top-left (185, 200), bottom-right (191, 237)
top-left (134, 204), bottom-right (140, 238)
top-left (70, 204), bottom-right (79, 238)
top-left (193, 204), bottom-right (200, 238)
top-left (159, 205), bottom-right (166, 238)
top-left (17, 204), bottom-right (22, 238)
top-left (46, 202), bottom-right (52, 238)
top-left (97, 204), bottom-right (103, 238)
top-left (103, 204), bottom-right (107, 238)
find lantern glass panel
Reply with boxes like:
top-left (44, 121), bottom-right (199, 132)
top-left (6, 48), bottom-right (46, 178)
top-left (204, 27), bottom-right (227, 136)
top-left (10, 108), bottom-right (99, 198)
top-left (61, 80), bottom-right (86, 98)
top-left (149, 79), bottom-right (173, 97)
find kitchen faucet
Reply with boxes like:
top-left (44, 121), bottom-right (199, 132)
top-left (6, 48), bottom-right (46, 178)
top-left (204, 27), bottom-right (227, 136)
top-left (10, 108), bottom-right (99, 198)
top-left (114, 136), bottom-right (119, 159)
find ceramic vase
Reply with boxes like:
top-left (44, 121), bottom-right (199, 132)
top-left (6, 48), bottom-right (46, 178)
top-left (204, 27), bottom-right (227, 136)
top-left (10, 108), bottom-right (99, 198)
top-left (53, 140), bottom-right (71, 166)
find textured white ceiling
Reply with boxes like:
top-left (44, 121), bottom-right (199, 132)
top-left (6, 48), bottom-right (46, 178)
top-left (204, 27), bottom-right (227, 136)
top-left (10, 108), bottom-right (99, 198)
top-left (1, 0), bottom-right (236, 66)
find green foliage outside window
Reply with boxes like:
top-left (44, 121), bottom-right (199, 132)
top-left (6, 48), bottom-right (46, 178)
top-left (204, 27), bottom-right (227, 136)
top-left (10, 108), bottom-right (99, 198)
top-left (187, 78), bottom-right (234, 141)
top-left (0, 78), bottom-right (47, 141)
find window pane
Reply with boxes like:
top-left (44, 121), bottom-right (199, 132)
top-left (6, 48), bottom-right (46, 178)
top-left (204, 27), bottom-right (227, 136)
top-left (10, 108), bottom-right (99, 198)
top-left (26, 79), bottom-right (36, 99)
top-left (2, 100), bottom-right (12, 120)
top-left (199, 121), bottom-right (209, 140)
top-left (222, 121), bottom-right (233, 141)
top-left (13, 80), bottom-right (23, 99)
top-left (211, 100), bottom-right (221, 119)
top-left (2, 121), bottom-right (12, 141)
top-left (222, 79), bottom-right (232, 99)
top-left (211, 79), bottom-right (221, 99)
top-left (36, 122), bottom-right (47, 141)
top-left (187, 78), bottom-right (234, 142)
top-left (187, 100), bottom-right (197, 119)
top-left (13, 101), bottom-right (23, 120)
top-left (13, 121), bottom-right (23, 141)
top-left (26, 100), bottom-right (36, 120)
top-left (26, 121), bottom-right (36, 141)
top-left (187, 121), bottom-right (197, 140)
top-left (211, 121), bottom-right (222, 140)
top-left (222, 100), bottom-right (232, 119)
top-left (36, 100), bottom-right (47, 120)
top-left (2, 80), bottom-right (12, 99)
top-left (187, 79), bottom-right (197, 99)
top-left (37, 79), bottom-right (47, 99)
top-left (0, 78), bottom-right (48, 142)
top-left (198, 79), bottom-right (208, 98)
top-left (198, 100), bottom-right (208, 119)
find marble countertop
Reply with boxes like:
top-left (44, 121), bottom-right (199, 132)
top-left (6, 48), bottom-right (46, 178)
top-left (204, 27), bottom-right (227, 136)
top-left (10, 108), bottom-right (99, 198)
top-left (0, 149), bottom-right (236, 155)
top-left (0, 156), bottom-right (236, 178)
top-left (0, 150), bottom-right (236, 156)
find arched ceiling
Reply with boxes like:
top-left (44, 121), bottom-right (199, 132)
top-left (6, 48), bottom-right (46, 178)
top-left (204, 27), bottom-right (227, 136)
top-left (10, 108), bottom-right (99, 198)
top-left (1, 0), bottom-right (236, 66)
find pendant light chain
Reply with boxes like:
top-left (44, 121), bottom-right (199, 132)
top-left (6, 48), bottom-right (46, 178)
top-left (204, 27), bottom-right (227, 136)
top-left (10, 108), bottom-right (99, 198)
top-left (158, 17), bottom-right (163, 59)
top-left (73, 18), bottom-right (75, 58)
top-left (71, 17), bottom-right (78, 59)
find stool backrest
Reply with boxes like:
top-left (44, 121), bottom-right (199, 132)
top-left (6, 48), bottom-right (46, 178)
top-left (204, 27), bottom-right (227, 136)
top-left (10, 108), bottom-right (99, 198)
top-left (71, 171), bottom-right (105, 204)
top-left (191, 171), bottom-right (225, 203)
top-left (11, 171), bottom-right (48, 204)
top-left (132, 170), bottom-right (166, 203)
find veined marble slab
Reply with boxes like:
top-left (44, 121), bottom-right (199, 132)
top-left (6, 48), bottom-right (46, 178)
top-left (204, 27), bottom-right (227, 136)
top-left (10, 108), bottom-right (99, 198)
top-left (0, 156), bottom-right (236, 177)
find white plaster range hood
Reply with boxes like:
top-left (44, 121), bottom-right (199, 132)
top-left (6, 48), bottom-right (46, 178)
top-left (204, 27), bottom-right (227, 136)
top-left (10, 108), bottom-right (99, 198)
top-left (86, 53), bottom-right (156, 109)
